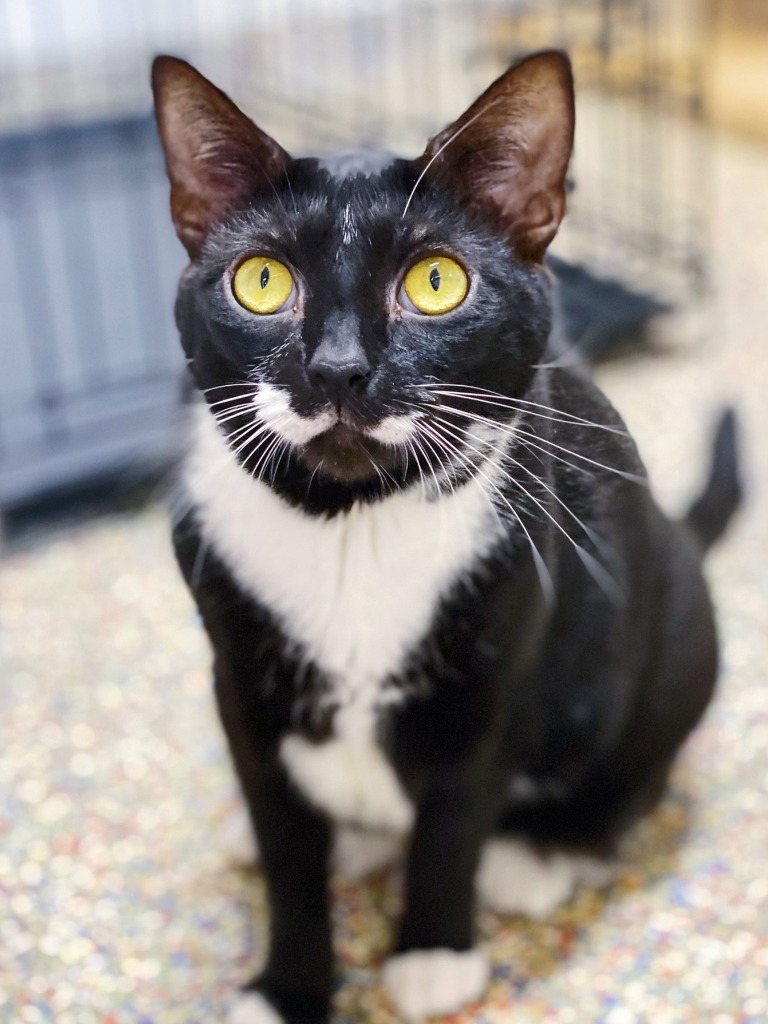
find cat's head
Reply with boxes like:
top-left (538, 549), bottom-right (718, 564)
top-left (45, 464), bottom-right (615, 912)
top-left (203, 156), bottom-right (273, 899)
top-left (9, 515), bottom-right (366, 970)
top-left (152, 51), bottom-right (574, 509)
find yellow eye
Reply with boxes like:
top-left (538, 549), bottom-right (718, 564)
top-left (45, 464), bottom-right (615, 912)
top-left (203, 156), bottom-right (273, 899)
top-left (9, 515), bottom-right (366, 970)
top-left (403, 256), bottom-right (468, 315)
top-left (233, 256), bottom-right (294, 314)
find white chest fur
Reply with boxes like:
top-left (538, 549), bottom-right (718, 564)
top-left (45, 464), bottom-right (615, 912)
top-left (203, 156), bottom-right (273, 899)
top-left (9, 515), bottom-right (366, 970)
top-left (185, 407), bottom-right (505, 828)
top-left (281, 706), bottom-right (415, 832)
top-left (187, 408), bottom-right (504, 690)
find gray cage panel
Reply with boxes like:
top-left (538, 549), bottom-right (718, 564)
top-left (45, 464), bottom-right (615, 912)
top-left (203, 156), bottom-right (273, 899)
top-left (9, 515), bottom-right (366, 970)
top-left (0, 119), bottom-right (185, 504)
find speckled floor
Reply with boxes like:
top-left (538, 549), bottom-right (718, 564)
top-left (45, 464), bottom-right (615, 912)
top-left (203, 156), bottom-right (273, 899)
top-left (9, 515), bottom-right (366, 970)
top-left (2, 134), bottom-right (767, 1024)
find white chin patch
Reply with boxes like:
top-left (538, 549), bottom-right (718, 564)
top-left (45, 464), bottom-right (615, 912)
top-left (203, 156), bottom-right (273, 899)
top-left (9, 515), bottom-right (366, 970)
top-left (253, 381), bottom-right (334, 445)
top-left (382, 948), bottom-right (490, 1022)
top-left (366, 412), bottom-right (420, 446)
top-left (227, 991), bottom-right (284, 1024)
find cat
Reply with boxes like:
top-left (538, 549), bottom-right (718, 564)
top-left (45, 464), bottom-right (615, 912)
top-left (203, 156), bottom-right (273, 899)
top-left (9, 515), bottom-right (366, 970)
top-left (152, 50), bottom-right (740, 1024)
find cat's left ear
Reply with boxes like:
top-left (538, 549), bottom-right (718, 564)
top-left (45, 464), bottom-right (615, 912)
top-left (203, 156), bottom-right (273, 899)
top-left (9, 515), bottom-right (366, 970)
top-left (419, 50), bottom-right (574, 262)
top-left (152, 56), bottom-right (291, 258)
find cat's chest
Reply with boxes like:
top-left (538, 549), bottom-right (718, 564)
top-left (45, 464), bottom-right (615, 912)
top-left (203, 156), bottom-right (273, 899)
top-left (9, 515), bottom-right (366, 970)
top-left (187, 409), bottom-right (503, 690)
top-left (281, 706), bottom-right (415, 832)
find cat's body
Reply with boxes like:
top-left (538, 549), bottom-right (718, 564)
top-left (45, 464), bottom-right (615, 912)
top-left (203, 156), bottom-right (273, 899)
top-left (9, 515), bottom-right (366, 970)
top-left (153, 53), bottom-right (740, 1024)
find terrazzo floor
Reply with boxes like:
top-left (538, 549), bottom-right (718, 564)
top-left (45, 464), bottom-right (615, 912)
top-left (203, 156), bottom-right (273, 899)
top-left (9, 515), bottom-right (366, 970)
top-left (2, 134), bottom-right (767, 1024)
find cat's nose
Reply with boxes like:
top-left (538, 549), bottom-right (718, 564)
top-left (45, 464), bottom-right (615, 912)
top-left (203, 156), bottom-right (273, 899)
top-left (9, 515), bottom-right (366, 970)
top-left (308, 329), bottom-right (372, 405)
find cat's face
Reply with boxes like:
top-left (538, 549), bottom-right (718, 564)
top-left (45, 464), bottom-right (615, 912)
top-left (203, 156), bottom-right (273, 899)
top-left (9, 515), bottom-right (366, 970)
top-left (153, 52), bottom-right (574, 502)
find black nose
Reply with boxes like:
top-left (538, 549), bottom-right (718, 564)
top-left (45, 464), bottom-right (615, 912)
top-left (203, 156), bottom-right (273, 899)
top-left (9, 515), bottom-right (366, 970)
top-left (309, 357), bottom-right (371, 395)
top-left (308, 326), bottom-right (372, 405)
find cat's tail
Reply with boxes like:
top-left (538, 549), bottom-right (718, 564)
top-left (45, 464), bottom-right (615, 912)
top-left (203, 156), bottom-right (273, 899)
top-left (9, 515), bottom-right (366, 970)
top-left (684, 408), bottom-right (742, 552)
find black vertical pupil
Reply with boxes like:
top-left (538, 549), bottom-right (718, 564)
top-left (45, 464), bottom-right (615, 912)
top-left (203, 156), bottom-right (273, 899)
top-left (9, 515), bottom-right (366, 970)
top-left (429, 266), bottom-right (441, 291)
top-left (260, 266), bottom-right (270, 289)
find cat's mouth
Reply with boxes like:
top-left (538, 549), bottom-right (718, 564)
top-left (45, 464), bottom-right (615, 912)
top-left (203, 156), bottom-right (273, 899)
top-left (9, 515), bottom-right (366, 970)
top-left (299, 420), bottom-right (395, 483)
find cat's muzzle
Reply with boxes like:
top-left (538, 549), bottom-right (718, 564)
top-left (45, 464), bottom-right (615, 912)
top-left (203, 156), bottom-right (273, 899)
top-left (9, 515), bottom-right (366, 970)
top-left (299, 421), bottom-right (397, 483)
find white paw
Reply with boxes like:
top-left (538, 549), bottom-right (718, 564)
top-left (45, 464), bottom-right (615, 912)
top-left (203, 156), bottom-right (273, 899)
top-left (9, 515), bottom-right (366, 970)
top-left (220, 802), bottom-right (259, 867)
top-left (333, 828), bottom-right (402, 881)
top-left (477, 838), bottom-right (616, 919)
top-left (382, 948), bottom-right (490, 1021)
top-left (227, 991), bottom-right (284, 1024)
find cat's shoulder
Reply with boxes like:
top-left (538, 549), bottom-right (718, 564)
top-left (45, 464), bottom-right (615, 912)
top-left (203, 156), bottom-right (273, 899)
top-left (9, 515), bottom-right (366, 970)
top-left (547, 369), bottom-right (644, 464)
top-left (547, 367), bottom-right (626, 426)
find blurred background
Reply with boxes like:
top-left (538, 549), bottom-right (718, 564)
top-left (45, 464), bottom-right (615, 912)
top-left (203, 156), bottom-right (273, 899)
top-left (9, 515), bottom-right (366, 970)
top-left (1, 3), bottom-right (767, 1023)
top-left (1, 0), bottom-right (757, 510)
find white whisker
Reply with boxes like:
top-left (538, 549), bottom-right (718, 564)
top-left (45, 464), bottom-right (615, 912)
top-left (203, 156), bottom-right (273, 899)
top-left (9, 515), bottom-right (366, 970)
top-left (413, 422), bottom-right (457, 498)
top-left (414, 383), bottom-right (628, 436)
top-left (420, 399), bottom-right (644, 485)
top-left (228, 419), bottom-right (277, 456)
top-left (249, 431), bottom-right (286, 483)
top-left (207, 394), bottom-right (257, 411)
top-left (268, 437), bottom-right (292, 483)
top-left (363, 448), bottom-right (389, 493)
top-left (202, 382), bottom-right (258, 396)
top-left (401, 100), bottom-right (501, 220)
top-left (513, 428), bottom-right (647, 485)
top-left (424, 417), bottom-right (555, 605)
top-left (429, 413), bottom-right (621, 601)
top-left (407, 432), bottom-right (432, 500)
top-left (411, 427), bottom-right (444, 499)
top-left (212, 406), bottom-right (260, 429)
top-left (305, 458), bottom-right (326, 494)
top-left (230, 426), bottom-right (272, 464)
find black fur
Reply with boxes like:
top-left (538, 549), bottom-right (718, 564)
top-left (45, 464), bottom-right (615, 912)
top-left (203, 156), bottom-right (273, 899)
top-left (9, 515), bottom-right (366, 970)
top-left (685, 408), bottom-right (741, 551)
top-left (175, 157), bottom-right (551, 517)
top-left (155, 53), bottom-right (740, 1023)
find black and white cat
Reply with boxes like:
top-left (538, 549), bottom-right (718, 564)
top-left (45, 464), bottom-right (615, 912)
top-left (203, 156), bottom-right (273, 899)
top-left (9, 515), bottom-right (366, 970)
top-left (152, 52), bottom-right (740, 1024)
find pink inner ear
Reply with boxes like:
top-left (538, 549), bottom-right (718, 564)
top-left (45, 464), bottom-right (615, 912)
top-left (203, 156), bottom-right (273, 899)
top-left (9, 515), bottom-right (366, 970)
top-left (152, 56), bottom-right (290, 258)
top-left (420, 51), bottom-right (575, 262)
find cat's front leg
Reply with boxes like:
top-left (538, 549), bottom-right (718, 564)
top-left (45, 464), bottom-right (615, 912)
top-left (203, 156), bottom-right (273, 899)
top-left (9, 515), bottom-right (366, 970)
top-left (384, 784), bottom-right (495, 1022)
top-left (217, 691), bottom-right (333, 1024)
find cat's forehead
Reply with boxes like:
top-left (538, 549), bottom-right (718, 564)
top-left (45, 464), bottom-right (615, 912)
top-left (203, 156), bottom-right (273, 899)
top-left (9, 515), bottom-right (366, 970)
top-left (205, 150), bottom-right (481, 265)
top-left (316, 150), bottom-right (399, 181)
top-left (287, 152), bottom-right (457, 239)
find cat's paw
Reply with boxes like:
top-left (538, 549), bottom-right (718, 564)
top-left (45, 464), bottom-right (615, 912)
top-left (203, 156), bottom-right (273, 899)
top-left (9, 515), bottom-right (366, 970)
top-left (382, 948), bottom-right (490, 1021)
top-left (477, 838), bottom-right (616, 919)
top-left (333, 828), bottom-right (402, 881)
top-left (227, 991), bottom-right (283, 1024)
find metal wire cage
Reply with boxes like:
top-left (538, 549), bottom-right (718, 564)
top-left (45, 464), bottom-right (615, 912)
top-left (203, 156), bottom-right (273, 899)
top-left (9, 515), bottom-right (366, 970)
top-left (0, 0), bottom-right (710, 507)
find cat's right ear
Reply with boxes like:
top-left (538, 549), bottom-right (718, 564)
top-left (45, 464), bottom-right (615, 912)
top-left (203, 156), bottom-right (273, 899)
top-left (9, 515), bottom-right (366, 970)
top-left (151, 56), bottom-right (290, 258)
top-left (418, 50), bottom-right (575, 262)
